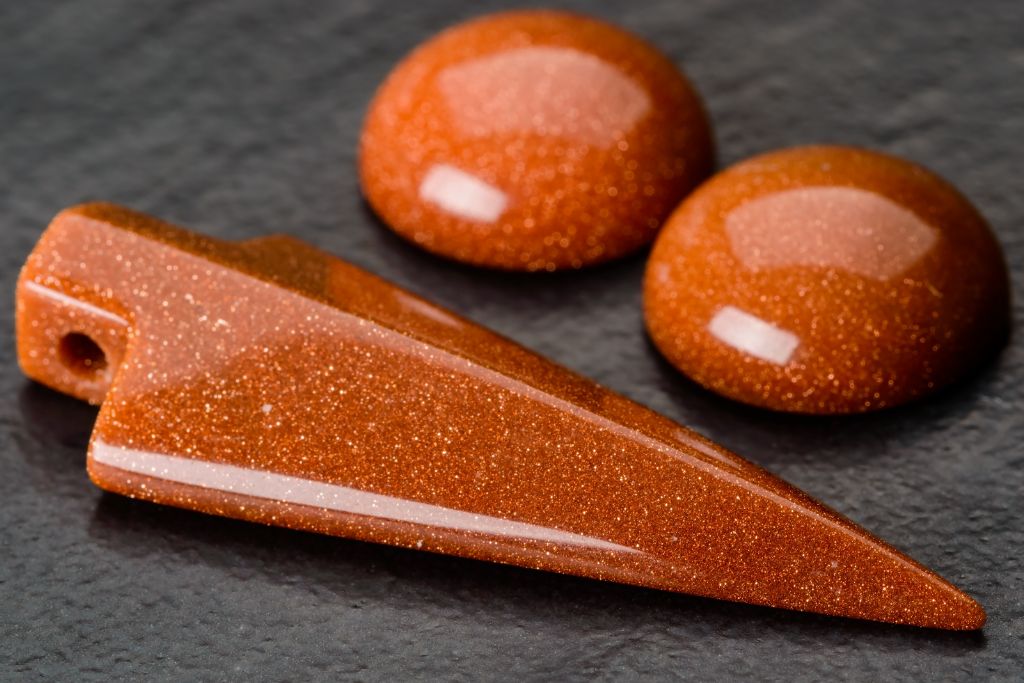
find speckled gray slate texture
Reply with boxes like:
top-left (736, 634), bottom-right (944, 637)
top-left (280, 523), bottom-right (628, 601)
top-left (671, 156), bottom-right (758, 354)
top-left (1, 0), bottom-right (1021, 680)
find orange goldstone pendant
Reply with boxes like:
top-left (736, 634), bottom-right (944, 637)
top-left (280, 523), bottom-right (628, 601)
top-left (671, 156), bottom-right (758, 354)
top-left (359, 10), bottom-right (714, 271)
top-left (645, 146), bottom-right (1010, 414)
top-left (17, 204), bottom-right (984, 629)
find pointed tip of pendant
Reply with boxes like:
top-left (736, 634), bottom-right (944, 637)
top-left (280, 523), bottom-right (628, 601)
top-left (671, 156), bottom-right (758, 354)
top-left (869, 533), bottom-right (987, 630)
top-left (928, 586), bottom-right (986, 631)
top-left (823, 542), bottom-right (987, 630)
top-left (957, 596), bottom-right (987, 631)
top-left (834, 543), bottom-right (987, 630)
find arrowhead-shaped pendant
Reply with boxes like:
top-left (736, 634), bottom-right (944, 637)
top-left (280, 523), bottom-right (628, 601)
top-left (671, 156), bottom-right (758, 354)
top-left (16, 203), bottom-right (985, 629)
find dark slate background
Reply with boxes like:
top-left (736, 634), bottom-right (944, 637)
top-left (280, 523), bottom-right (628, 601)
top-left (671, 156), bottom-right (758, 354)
top-left (1, 1), bottom-right (1021, 680)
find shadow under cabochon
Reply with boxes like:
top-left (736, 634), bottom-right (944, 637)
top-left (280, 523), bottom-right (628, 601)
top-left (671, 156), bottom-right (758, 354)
top-left (359, 10), bottom-right (714, 271)
top-left (644, 145), bottom-right (1010, 414)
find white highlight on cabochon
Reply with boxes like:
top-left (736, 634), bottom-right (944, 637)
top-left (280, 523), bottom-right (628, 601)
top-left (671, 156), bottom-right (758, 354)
top-left (418, 164), bottom-right (509, 223)
top-left (92, 441), bottom-right (635, 554)
top-left (725, 187), bottom-right (938, 281)
top-left (438, 47), bottom-right (651, 146)
top-left (708, 305), bottom-right (799, 365)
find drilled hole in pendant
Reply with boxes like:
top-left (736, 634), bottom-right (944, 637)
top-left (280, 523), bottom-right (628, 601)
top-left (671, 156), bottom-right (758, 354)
top-left (58, 332), bottom-right (107, 378)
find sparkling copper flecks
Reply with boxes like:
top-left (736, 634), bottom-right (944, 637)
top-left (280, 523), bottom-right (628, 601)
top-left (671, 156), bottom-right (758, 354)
top-left (16, 204), bottom-right (985, 629)
top-left (358, 10), bottom-right (714, 271)
top-left (644, 146), bottom-right (1010, 414)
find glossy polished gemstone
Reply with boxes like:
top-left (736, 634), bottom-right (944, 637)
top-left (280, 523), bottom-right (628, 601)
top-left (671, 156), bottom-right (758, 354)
top-left (359, 10), bottom-right (714, 271)
top-left (644, 146), bottom-right (1010, 414)
top-left (16, 204), bottom-right (985, 629)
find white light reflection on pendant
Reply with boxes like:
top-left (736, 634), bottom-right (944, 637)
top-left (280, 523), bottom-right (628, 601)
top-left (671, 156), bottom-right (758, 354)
top-left (708, 305), bottom-right (799, 365)
top-left (418, 164), bottom-right (508, 223)
top-left (92, 442), bottom-right (636, 554)
top-left (23, 281), bottom-right (130, 327)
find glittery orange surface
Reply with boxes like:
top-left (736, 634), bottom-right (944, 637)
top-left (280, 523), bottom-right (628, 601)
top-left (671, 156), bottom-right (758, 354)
top-left (359, 10), bottom-right (714, 271)
top-left (645, 146), bottom-right (1010, 414)
top-left (16, 204), bottom-right (985, 629)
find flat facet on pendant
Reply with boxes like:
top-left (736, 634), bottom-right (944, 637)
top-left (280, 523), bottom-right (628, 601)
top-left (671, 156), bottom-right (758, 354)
top-left (15, 203), bottom-right (985, 630)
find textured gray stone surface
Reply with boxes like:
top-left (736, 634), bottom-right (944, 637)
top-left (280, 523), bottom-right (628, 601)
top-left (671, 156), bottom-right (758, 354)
top-left (1, 0), bottom-right (1021, 680)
